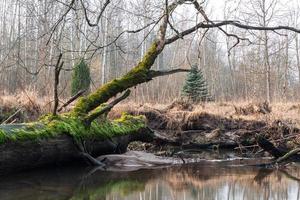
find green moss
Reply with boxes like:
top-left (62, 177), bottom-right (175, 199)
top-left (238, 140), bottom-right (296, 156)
top-left (0, 113), bottom-right (146, 145)
top-left (0, 129), bottom-right (6, 144)
top-left (72, 42), bottom-right (159, 115)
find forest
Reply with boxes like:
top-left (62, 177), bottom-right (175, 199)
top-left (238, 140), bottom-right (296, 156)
top-left (1, 0), bottom-right (300, 200)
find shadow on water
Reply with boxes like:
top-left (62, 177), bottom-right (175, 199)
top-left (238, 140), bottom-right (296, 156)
top-left (1, 157), bottom-right (300, 199)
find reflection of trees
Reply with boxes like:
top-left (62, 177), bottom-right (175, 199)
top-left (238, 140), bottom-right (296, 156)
top-left (0, 167), bottom-right (150, 200)
top-left (1, 165), bottom-right (300, 200)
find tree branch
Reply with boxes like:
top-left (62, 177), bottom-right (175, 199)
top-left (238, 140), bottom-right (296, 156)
top-left (46, 0), bottom-right (76, 45)
top-left (165, 20), bottom-right (300, 45)
top-left (156, 0), bottom-right (186, 51)
top-left (276, 148), bottom-right (300, 163)
top-left (58, 89), bottom-right (86, 112)
top-left (84, 90), bottom-right (131, 124)
top-left (53, 53), bottom-right (63, 116)
top-left (72, 1), bottom-right (300, 116)
top-left (80, 0), bottom-right (110, 27)
top-left (149, 68), bottom-right (190, 78)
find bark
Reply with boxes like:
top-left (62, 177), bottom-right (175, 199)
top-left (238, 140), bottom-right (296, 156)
top-left (0, 123), bottom-right (153, 175)
top-left (296, 34), bottom-right (300, 85)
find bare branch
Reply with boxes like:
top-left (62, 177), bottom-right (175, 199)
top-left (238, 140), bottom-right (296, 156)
top-left (80, 0), bottom-right (111, 27)
top-left (1, 108), bottom-right (22, 125)
top-left (149, 68), bottom-right (190, 78)
top-left (156, 0), bottom-right (187, 51)
top-left (46, 0), bottom-right (76, 45)
top-left (165, 20), bottom-right (300, 45)
top-left (58, 89), bottom-right (87, 112)
top-left (53, 53), bottom-right (63, 116)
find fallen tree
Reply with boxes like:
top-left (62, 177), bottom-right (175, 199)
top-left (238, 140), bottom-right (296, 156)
top-left (0, 1), bottom-right (190, 174)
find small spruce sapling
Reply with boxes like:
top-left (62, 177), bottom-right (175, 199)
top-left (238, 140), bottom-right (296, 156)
top-left (181, 65), bottom-right (210, 102)
top-left (71, 59), bottom-right (91, 95)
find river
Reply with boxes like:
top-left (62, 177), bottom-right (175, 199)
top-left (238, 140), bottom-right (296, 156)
top-left (1, 152), bottom-right (300, 200)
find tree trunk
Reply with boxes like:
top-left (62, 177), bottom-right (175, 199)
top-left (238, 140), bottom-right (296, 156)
top-left (0, 123), bottom-right (153, 175)
top-left (295, 34), bottom-right (300, 86)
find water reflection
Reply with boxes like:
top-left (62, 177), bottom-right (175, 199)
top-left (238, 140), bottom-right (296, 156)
top-left (1, 164), bottom-right (300, 200)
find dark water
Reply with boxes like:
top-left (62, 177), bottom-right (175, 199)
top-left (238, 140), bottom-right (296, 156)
top-left (1, 162), bottom-right (300, 200)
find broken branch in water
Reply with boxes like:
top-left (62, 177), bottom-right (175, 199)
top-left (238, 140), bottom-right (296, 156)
top-left (256, 135), bottom-right (286, 158)
top-left (276, 148), bottom-right (300, 163)
top-left (256, 135), bottom-right (300, 167)
top-left (80, 152), bottom-right (106, 167)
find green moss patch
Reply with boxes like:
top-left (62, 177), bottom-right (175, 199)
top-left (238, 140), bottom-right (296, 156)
top-left (0, 113), bottom-right (146, 145)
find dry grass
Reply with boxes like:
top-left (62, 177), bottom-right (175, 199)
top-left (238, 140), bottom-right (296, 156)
top-left (0, 91), bottom-right (52, 111)
top-left (0, 90), bottom-right (68, 122)
top-left (112, 100), bottom-right (300, 128)
top-left (2, 89), bottom-right (300, 128)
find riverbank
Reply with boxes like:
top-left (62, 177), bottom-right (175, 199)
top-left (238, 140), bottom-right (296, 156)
top-left (1, 95), bottom-right (300, 160)
top-left (110, 100), bottom-right (300, 158)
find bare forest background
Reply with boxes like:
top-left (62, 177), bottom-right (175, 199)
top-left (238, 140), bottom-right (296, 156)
top-left (1, 0), bottom-right (300, 103)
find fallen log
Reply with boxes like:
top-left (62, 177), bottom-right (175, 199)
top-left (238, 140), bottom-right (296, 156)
top-left (256, 135), bottom-right (287, 158)
top-left (256, 135), bottom-right (300, 166)
top-left (0, 114), bottom-right (154, 175)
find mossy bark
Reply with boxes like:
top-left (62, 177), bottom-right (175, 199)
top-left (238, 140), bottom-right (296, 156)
top-left (72, 42), bottom-right (160, 116)
top-left (0, 114), bottom-right (153, 174)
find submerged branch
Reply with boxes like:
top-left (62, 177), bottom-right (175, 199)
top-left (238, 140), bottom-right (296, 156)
top-left (276, 148), bottom-right (300, 163)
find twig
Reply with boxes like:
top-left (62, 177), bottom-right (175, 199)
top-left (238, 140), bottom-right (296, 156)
top-left (58, 89), bottom-right (86, 112)
top-left (1, 108), bottom-right (22, 125)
